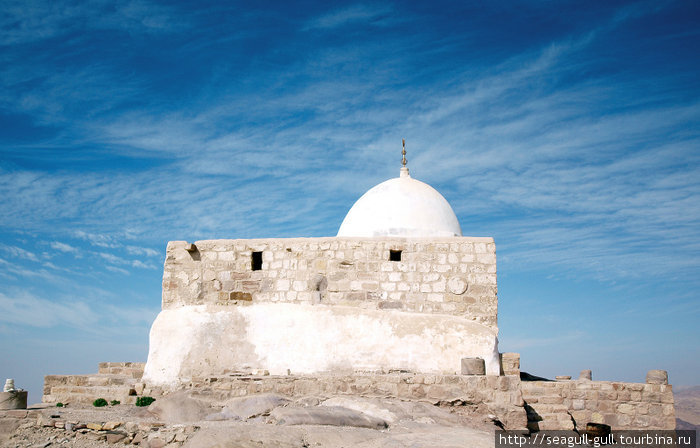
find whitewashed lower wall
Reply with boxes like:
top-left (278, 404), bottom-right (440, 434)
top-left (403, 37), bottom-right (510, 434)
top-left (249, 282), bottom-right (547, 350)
top-left (142, 303), bottom-right (500, 387)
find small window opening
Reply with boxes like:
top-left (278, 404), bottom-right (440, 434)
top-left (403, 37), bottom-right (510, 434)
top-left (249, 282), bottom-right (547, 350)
top-left (251, 251), bottom-right (263, 271)
top-left (389, 250), bottom-right (402, 261)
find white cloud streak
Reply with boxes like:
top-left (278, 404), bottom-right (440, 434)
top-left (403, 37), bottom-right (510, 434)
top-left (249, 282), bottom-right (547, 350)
top-left (50, 241), bottom-right (78, 253)
top-left (0, 0), bottom-right (185, 46)
top-left (0, 292), bottom-right (97, 328)
top-left (304, 4), bottom-right (394, 30)
top-left (7, 245), bottom-right (39, 262)
top-left (126, 246), bottom-right (160, 257)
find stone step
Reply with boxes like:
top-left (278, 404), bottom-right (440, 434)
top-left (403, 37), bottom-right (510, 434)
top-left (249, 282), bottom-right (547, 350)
top-left (44, 385), bottom-right (141, 405)
top-left (45, 373), bottom-right (139, 387)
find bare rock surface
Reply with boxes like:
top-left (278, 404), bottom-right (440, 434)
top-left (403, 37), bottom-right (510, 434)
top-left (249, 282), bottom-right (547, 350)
top-left (269, 405), bottom-right (388, 429)
top-left (319, 396), bottom-right (466, 426)
top-left (183, 420), bottom-right (494, 448)
top-left (142, 390), bottom-right (212, 423)
top-left (210, 393), bottom-right (291, 421)
top-left (0, 393), bottom-right (497, 448)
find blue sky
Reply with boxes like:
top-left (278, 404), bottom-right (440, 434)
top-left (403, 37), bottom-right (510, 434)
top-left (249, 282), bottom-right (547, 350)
top-left (1, 0), bottom-right (698, 402)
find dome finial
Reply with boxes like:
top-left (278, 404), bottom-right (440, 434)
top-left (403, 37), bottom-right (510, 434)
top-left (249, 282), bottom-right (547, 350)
top-left (402, 138), bottom-right (407, 167)
top-left (400, 138), bottom-right (410, 178)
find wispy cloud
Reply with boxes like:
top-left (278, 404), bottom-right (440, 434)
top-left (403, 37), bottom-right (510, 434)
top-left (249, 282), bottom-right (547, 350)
top-left (0, 0), bottom-right (186, 46)
top-left (50, 241), bottom-right (78, 253)
top-left (125, 246), bottom-right (160, 257)
top-left (105, 265), bottom-right (130, 275)
top-left (94, 251), bottom-right (154, 269)
top-left (74, 231), bottom-right (120, 248)
top-left (97, 252), bottom-right (130, 265)
top-left (0, 291), bottom-right (97, 328)
top-left (304, 4), bottom-right (394, 30)
top-left (0, 289), bottom-right (159, 337)
top-left (7, 245), bottom-right (39, 262)
top-left (132, 260), bottom-right (157, 270)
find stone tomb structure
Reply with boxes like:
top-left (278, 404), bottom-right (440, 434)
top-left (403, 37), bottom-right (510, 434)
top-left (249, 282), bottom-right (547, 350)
top-left (41, 160), bottom-right (676, 432)
top-left (143, 236), bottom-right (500, 386)
top-left (144, 163), bottom-right (500, 385)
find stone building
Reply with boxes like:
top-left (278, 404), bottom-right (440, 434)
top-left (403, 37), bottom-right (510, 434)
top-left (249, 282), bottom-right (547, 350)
top-left (142, 161), bottom-right (501, 386)
top-left (41, 148), bottom-right (677, 432)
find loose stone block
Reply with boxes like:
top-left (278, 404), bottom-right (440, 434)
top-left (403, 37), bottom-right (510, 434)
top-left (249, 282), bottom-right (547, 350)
top-left (0, 391), bottom-right (27, 410)
top-left (646, 370), bottom-right (668, 385)
top-left (499, 353), bottom-right (520, 376)
top-left (579, 369), bottom-right (592, 380)
top-left (106, 431), bottom-right (127, 444)
top-left (461, 358), bottom-right (485, 375)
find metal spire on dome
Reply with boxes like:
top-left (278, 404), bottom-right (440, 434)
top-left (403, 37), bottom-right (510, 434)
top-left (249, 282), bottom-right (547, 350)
top-left (402, 139), bottom-right (407, 166)
top-left (400, 138), bottom-right (410, 178)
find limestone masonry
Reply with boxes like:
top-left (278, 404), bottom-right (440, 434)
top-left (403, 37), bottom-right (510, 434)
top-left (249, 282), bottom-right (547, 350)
top-left (161, 237), bottom-right (497, 325)
top-left (143, 236), bottom-right (501, 384)
top-left (39, 160), bottom-right (676, 433)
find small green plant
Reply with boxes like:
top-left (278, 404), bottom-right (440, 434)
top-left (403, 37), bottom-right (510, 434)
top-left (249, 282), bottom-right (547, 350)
top-left (93, 398), bottom-right (108, 407)
top-left (56, 402), bottom-right (64, 407)
top-left (110, 400), bottom-right (120, 406)
top-left (135, 396), bottom-right (155, 407)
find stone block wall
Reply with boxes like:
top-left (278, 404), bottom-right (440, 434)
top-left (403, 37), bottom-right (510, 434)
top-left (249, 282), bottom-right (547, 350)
top-left (162, 237), bottom-right (498, 327)
top-left (98, 362), bottom-right (145, 378)
top-left (179, 372), bottom-right (526, 430)
top-left (44, 363), bottom-right (146, 405)
top-left (43, 364), bottom-right (526, 430)
top-left (521, 380), bottom-right (675, 431)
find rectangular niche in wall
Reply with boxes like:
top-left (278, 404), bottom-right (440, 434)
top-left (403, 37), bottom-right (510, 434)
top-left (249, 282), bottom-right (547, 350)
top-left (251, 251), bottom-right (263, 271)
top-left (389, 250), bottom-right (402, 261)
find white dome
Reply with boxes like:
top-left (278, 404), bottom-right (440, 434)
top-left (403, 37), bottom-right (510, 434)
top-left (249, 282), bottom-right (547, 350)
top-left (337, 169), bottom-right (462, 238)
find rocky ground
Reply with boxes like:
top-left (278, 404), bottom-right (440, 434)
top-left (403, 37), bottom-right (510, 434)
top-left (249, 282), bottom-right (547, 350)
top-left (4, 385), bottom-right (696, 447)
top-left (0, 392), bottom-right (499, 448)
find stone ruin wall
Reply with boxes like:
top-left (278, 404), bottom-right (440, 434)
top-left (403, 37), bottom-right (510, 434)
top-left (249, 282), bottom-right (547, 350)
top-left (42, 362), bottom-right (677, 432)
top-left (43, 363), bottom-right (146, 406)
top-left (162, 236), bottom-right (498, 328)
top-left (42, 362), bottom-right (527, 430)
top-left (521, 380), bottom-right (676, 431)
top-left (42, 363), bottom-right (676, 432)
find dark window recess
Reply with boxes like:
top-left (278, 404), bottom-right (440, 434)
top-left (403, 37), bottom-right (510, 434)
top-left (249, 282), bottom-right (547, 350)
top-left (251, 251), bottom-right (263, 270)
top-left (389, 250), bottom-right (402, 261)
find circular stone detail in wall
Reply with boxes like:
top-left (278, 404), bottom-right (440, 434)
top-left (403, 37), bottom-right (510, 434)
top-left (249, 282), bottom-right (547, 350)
top-left (448, 277), bottom-right (468, 295)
